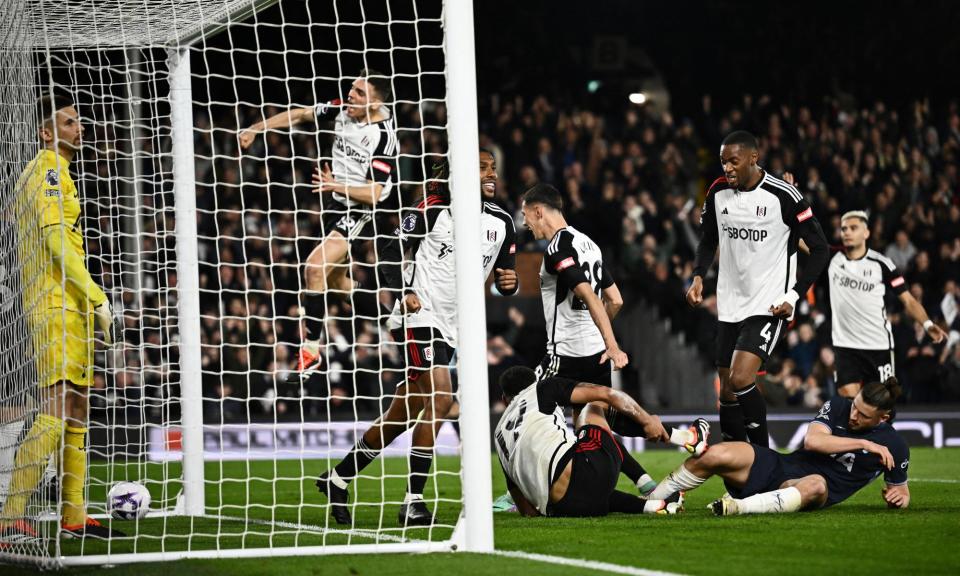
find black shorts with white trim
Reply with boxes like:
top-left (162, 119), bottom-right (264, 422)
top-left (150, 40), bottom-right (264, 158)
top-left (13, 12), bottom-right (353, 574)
top-left (716, 315), bottom-right (786, 368)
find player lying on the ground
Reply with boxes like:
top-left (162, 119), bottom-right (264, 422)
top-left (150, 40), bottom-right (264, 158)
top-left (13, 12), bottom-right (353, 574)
top-left (495, 366), bottom-right (709, 517)
top-left (647, 377), bottom-right (909, 515)
top-left (315, 150), bottom-right (517, 527)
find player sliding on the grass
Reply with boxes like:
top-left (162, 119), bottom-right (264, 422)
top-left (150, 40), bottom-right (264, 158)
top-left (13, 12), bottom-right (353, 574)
top-left (316, 150), bottom-right (518, 527)
top-left (495, 366), bottom-right (709, 517)
top-left (647, 378), bottom-right (909, 515)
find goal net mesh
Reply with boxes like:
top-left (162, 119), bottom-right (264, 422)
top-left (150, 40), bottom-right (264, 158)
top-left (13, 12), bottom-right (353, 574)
top-left (0, 0), bottom-right (469, 568)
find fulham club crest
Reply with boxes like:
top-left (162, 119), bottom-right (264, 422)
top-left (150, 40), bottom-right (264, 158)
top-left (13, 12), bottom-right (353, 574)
top-left (486, 230), bottom-right (497, 242)
top-left (756, 206), bottom-right (767, 217)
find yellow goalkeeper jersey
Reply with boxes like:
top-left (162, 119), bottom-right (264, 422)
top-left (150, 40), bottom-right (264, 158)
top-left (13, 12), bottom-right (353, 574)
top-left (14, 149), bottom-right (101, 315)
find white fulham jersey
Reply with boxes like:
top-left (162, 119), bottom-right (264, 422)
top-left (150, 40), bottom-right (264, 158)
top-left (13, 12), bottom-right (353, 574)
top-left (388, 197), bottom-right (516, 348)
top-left (481, 201), bottom-right (517, 281)
top-left (314, 101), bottom-right (398, 209)
top-left (828, 249), bottom-right (907, 350)
top-left (702, 172), bottom-right (814, 323)
top-left (540, 227), bottom-right (613, 357)
top-left (494, 377), bottom-right (578, 515)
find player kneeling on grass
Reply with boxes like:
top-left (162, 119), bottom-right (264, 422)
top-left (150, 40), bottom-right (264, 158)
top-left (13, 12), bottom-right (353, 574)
top-left (647, 378), bottom-right (909, 515)
top-left (495, 366), bottom-right (709, 517)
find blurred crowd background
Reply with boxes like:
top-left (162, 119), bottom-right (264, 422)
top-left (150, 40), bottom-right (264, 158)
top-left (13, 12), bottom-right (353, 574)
top-left (60, 0), bottom-right (960, 424)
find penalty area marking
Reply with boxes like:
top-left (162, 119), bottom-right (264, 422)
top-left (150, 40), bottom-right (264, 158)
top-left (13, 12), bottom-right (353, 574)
top-left (910, 478), bottom-right (960, 484)
top-left (492, 549), bottom-right (688, 576)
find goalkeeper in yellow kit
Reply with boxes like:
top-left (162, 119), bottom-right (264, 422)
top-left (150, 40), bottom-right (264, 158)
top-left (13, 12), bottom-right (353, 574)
top-left (0, 94), bottom-right (123, 540)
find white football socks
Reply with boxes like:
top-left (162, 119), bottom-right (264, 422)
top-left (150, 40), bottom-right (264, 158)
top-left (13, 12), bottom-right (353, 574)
top-left (0, 419), bottom-right (25, 501)
top-left (733, 486), bottom-right (802, 514)
top-left (648, 463), bottom-right (706, 500)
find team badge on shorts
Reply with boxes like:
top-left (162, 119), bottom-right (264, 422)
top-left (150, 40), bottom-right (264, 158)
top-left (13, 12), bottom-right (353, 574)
top-left (423, 346), bottom-right (434, 362)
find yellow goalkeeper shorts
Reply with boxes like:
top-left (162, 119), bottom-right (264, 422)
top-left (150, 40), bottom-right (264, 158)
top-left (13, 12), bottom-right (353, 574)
top-left (31, 310), bottom-right (94, 388)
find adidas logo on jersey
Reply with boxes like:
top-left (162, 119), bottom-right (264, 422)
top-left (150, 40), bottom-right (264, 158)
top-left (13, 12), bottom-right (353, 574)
top-left (721, 207), bottom-right (729, 215)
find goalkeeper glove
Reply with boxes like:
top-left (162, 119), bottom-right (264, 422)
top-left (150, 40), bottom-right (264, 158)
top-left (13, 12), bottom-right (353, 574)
top-left (93, 300), bottom-right (123, 346)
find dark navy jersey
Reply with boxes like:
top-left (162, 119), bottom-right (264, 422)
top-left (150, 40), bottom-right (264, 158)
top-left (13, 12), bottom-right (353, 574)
top-left (789, 395), bottom-right (909, 504)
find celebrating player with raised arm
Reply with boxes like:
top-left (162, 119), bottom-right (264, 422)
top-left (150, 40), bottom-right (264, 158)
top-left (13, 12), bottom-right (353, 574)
top-left (1, 94), bottom-right (123, 540)
top-left (826, 210), bottom-right (946, 398)
top-left (648, 378), bottom-right (910, 515)
top-left (687, 131), bottom-right (829, 446)
top-left (238, 69), bottom-right (398, 380)
top-left (495, 366), bottom-right (708, 517)
top-left (315, 150), bottom-right (517, 527)
top-left (520, 183), bottom-right (658, 494)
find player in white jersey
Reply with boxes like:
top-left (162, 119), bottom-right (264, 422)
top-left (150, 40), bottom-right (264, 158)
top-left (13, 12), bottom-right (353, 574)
top-left (520, 183), bottom-right (660, 495)
top-left (827, 211), bottom-right (945, 397)
top-left (316, 150), bottom-right (517, 527)
top-left (239, 69), bottom-right (399, 379)
top-left (687, 131), bottom-right (829, 447)
top-left (495, 366), bottom-right (708, 517)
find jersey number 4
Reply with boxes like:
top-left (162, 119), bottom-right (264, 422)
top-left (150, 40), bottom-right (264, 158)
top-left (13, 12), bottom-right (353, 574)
top-left (832, 452), bottom-right (856, 473)
top-left (571, 261), bottom-right (603, 310)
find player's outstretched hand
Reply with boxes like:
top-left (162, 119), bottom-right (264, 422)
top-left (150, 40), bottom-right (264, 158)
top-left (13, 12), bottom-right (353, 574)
top-left (643, 415), bottom-right (670, 443)
top-left (601, 346), bottom-right (629, 370)
top-left (238, 127), bottom-right (258, 150)
top-left (402, 292), bottom-right (422, 314)
top-left (863, 440), bottom-right (894, 470)
top-left (686, 276), bottom-right (703, 307)
top-left (495, 268), bottom-right (518, 293)
top-left (312, 163), bottom-right (342, 194)
top-left (93, 300), bottom-right (123, 346)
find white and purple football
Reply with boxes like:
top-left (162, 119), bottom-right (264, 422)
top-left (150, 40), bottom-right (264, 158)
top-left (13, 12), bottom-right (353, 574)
top-left (107, 481), bottom-right (152, 520)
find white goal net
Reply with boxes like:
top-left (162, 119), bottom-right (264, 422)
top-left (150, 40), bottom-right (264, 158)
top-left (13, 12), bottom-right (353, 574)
top-left (0, 0), bottom-right (491, 568)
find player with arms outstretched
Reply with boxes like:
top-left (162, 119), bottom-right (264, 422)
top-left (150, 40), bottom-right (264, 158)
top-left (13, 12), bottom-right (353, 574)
top-left (316, 149), bottom-right (517, 526)
top-left (239, 69), bottom-right (398, 379)
top-left (687, 131), bottom-right (829, 446)
top-left (1, 94), bottom-right (123, 541)
top-left (649, 378), bottom-right (909, 514)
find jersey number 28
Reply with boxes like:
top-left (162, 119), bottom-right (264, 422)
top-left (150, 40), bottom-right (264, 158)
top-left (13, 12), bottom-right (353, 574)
top-left (571, 261), bottom-right (603, 310)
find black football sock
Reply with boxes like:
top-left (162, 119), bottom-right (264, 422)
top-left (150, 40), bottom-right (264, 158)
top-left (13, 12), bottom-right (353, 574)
top-left (718, 400), bottom-right (747, 442)
top-left (333, 437), bottom-right (381, 483)
top-left (304, 292), bottom-right (327, 342)
top-left (735, 384), bottom-right (769, 447)
top-left (608, 490), bottom-right (647, 514)
top-left (613, 437), bottom-right (648, 482)
top-left (407, 447), bottom-right (434, 496)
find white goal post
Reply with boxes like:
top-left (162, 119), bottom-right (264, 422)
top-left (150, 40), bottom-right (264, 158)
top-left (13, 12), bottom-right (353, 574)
top-left (0, 0), bottom-right (492, 568)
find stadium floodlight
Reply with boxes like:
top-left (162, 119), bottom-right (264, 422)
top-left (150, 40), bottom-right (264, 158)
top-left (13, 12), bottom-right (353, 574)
top-left (628, 92), bottom-right (648, 104)
top-left (0, 0), bottom-right (491, 568)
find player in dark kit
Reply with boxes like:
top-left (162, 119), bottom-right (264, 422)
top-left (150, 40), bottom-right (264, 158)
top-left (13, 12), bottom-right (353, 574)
top-left (647, 378), bottom-right (910, 514)
top-left (687, 131), bottom-right (829, 446)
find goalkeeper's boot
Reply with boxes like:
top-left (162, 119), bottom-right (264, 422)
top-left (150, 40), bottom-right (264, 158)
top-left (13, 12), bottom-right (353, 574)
top-left (61, 517), bottom-right (126, 539)
top-left (684, 418), bottom-right (711, 457)
top-left (0, 519), bottom-right (39, 548)
top-left (398, 499), bottom-right (435, 527)
top-left (709, 493), bottom-right (739, 517)
top-left (316, 472), bottom-right (352, 525)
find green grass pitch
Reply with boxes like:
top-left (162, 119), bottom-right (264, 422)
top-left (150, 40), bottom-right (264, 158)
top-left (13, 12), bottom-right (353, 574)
top-left (4, 447), bottom-right (959, 575)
